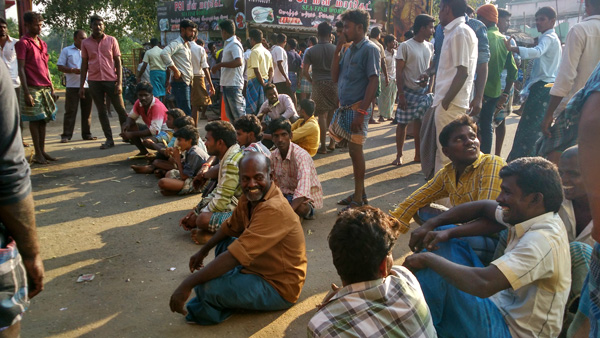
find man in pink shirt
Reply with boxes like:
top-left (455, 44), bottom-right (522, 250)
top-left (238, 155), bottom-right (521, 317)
top-left (80, 14), bottom-right (128, 149)
top-left (15, 11), bottom-right (58, 165)
top-left (121, 82), bottom-right (171, 156)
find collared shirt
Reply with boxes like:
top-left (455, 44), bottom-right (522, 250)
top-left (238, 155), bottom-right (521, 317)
top-left (484, 26), bottom-right (518, 98)
top-left (161, 36), bottom-right (193, 85)
top-left (433, 16), bottom-right (478, 109)
top-left (519, 28), bottom-right (561, 93)
top-left (201, 144), bottom-right (243, 213)
top-left (271, 142), bottom-right (323, 209)
top-left (559, 199), bottom-right (595, 246)
top-left (291, 116), bottom-right (320, 157)
top-left (490, 209), bottom-right (571, 338)
top-left (0, 36), bottom-right (20, 88)
top-left (189, 41), bottom-right (209, 77)
top-left (308, 266), bottom-right (437, 338)
top-left (220, 36), bottom-right (244, 87)
top-left (181, 145), bottom-right (209, 178)
top-left (550, 15), bottom-right (600, 111)
top-left (338, 38), bottom-right (380, 106)
top-left (127, 97), bottom-right (169, 135)
top-left (241, 141), bottom-right (271, 157)
top-left (15, 34), bottom-right (51, 87)
top-left (271, 45), bottom-right (289, 83)
top-left (57, 44), bottom-right (88, 88)
top-left (433, 15), bottom-right (490, 70)
top-left (396, 38), bottom-right (434, 91)
top-left (221, 183), bottom-right (307, 303)
top-left (259, 94), bottom-right (298, 122)
top-left (390, 153), bottom-right (505, 231)
top-left (81, 34), bottom-right (121, 82)
top-left (247, 43), bottom-right (272, 81)
top-left (370, 37), bottom-right (386, 61)
top-left (142, 46), bottom-right (166, 71)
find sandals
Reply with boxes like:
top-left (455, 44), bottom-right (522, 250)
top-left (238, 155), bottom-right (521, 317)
top-left (339, 201), bottom-right (365, 215)
top-left (99, 141), bottom-right (115, 149)
top-left (337, 193), bottom-right (368, 206)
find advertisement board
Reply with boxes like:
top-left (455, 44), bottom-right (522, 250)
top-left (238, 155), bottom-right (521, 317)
top-left (157, 0), bottom-right (245, 32)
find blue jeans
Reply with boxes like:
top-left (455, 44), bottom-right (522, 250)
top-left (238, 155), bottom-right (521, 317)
top-left (171, 81), bottom-right (191, 116)
top-left (222, 86), bottom-right (246, 121)
top-left (416, 239), bottom-right (512, 337)
top-left (185, 237), bottom-right (293, 325)
top-left (478, 95), bottom-right (501, 154)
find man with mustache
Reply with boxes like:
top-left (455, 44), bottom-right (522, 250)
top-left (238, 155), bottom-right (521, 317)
top-left (403, 157), bottom-right (570, 337)
top-left (170, 152), bottom-right (307, 324)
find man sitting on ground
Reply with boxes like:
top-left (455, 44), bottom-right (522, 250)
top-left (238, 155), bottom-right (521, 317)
top-left (258, 84), bottom-right (298, 147)
top-left (308, 206), bottom-right (436, 337)
top-left (270, 117), bottom-right (323, 220)
top-left (291, 99), bottom-right (320, 157)
top-left (121, 82), bottom-right (171, 156)
top-left (403, 157), bottom-right (570, 337)
top-left (233, 114), bottom-right (271, 156)
top-left (179, 121), bottom-right (243, 244)
top-left (157, 125), bottom-right (209, 195)
top-left (169, 152), bottom-right (307, 325)
top-left (390, 115), bottom-right (506, 234)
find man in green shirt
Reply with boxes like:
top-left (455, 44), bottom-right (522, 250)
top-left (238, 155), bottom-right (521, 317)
top-left (474, 4), bottom-right (517, 154)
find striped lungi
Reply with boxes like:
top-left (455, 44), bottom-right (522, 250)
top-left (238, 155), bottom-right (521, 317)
top-left (329, 102), bottom-right (371, 145)
top-left (0, 229), bottom-right (29, 329)
top-left (20, 86), bottom-right (57, 122)
top-left (246, 77), bottom-right (266, 115)
top-left (395, 86), bottom-right (433, 125)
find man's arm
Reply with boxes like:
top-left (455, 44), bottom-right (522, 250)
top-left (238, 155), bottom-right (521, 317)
top-left (331, 34), bottom-right (347, 84)
top-left (252, 68), bottom-right (265, 87)
top-left (0, 194), bottom-right (44, 298)
top-left (161, 42), bottom-right (182, 79)
top-left (579, 91), bottom-right (600, 242)
top-left (113, 55), bottom-right (123, 95)
top-left (214, 57), bottom-right (242, 70)
top-left (202, 68), bottom-right (215, 95)
top-left (442, 65), bottom-right (469, 110)
top-left (79, 56), bottom-right (89, 98)
top-left (419, 200), bottom-right (499, 233)
top-left (136, 62), bottom-right (148, 83)
top-left (469, 62), bottom-right (488, 116)
top-left (380, 56), bottom-right (388, 85)
top-left (277, 60), bottom-right (291, 85)
top-left (396, 58), bottom-right (407, 110)
top-left (17, 60), bottom-right (33, 107)
top-left (302, 60), bottom-right (312, 83)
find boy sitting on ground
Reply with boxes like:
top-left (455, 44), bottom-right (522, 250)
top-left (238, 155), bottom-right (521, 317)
top-left (157, 125), bottom-right (209, 195)
top-left (121, 82), bottom-right (172, 156)
top-left (142, 108), bottom-right (185, 156)
top-left (291, 99), bottom-right (320, 157)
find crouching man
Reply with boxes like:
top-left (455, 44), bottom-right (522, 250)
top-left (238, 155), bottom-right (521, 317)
top-left (169, 152), bottom-right (307, 324)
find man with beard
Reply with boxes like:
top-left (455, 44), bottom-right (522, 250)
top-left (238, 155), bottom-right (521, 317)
top-left (170, 152), bottom-right (307, 325)
top-left (161, 19), bottom-right (197, 117)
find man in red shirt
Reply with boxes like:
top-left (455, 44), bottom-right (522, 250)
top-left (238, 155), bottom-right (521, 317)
top-left (80, 14), bottom-right (128, 149)
top-left (15, 11), bottom-right (58, 165)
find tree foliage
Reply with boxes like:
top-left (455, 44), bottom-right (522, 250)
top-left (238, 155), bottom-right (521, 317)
top-left (35, 0), bottom-right (158, 42)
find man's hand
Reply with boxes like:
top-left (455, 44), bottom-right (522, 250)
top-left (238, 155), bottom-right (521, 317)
top-left (189, 248), bottom-right (209, 272)
top-left (211, 64), bottom-right (221, 74)
top-left (115, 82), bottom-right (122, 95)
top-left (469, 97), bottom-right (482, 117)
top-left (496, 94), bottom-right (508, 110)
top-left (442, 97), bottom-right (451, 111)
top-left (418, 74), bottom-right (429, 88)
top-left (51, 91), bottom-right (59, 102)
top-left (120, 131), bottom-right (134, 140)
top-left (169, 284), bottom-right (191, 315)
top-left (208, 85), bottom-right (215, 97)
top-left (25, 93), bottom-right (35, 107)
top-left (172, 147), bottom-right (181, 160)
top-left (142, 138), bottom-right (155, 149)
top-left (73, 68), bottom-right (81, 75)
top-left (286, 78), bottom-right (291, 87)
top-left (316, 283), bottom-right (341, 310)
top-left (172, 68), bottom-right (182, 79)
top-left (336, 32), bottom-right (347, 46)
top-left (385, 77), bottom-right (389, 87)
top-left (166, 83), bottom-right (172, 95)
top-left (402, 252), bottom-right (431, 272)
top-left (541, 115), bottom-right (554, 138)
top-left (409, 226), bottom-right (431, 252)
top-left (23, 255), bottom-right (44, 298)
top-left (79, 88), bottom-right (86, 99)
top-left (179, 210), bottom-right (197, 231)
top-left (422, 229), bottom-right (451, 251)
top-left (503, 37), bottom-right (517, 53)
top-left (397, 93), bottom-right (407, 111)
top-left (351, 111), bottom-right (365, 133)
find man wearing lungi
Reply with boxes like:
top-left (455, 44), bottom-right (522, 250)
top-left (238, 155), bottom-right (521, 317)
top-left (137, 38), bottom-right (167, 102)
top-left (245, 29), bottom-right (272, 116)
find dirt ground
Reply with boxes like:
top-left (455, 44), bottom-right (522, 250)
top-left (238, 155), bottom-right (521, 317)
top-left (20, 92), bottom-right (518, 337)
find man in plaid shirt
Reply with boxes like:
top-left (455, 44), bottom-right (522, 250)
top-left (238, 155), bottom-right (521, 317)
top-left (308, 206), bottom-right (436, 337)
top-left (270, 117), bottom-right (322, 220)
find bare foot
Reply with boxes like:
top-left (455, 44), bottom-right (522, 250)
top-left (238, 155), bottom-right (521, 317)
top-left (32, 154), bottom-right (49, 165)
top-left (42, 152), bottom-right (57, 161)
top-left (327, 142), bottom-right (335, 151)
top-left (413, 157), bottom-right (421, 163)
top-left (392, 157), bottom-right (403, 166)
top-left (317, 146), bottom-right (329, 154)
top-left (154, 169), bottom-right (166, 178)
top-left (191, 229), bottom-right (212, 245)
top-left (131, 165), bottom-right (154, 174)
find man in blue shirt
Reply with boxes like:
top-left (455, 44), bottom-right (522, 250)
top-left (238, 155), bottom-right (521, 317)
top-left (330, 9), bottom-right (380, 211)
top-left (505, 6), bottom-right (561, 161)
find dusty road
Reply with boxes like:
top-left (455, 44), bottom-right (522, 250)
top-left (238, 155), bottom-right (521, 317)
top-left (20, 96), bottom-right (518, 337)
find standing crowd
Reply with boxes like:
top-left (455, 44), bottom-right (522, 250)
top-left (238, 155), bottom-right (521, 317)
top-left (1, 0), bottom-right (600, 336)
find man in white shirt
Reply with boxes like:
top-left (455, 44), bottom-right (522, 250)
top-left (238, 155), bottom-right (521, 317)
top-left (189, 35), bottom-right (214, 125)
top-left (161, 19), bottom-right (197, 118)
top-left (428, 0), bottom-right (477, 173)
top-left (57, 30), bottom-right (95, 143)
top-left (404, 157), bottom-right (570, 337)
top-left (271, 33), bottom-right (294, 106)
top-left (212, 19), bottom-right (245, 122)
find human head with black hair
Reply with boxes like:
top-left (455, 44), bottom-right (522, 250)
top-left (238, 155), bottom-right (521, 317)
top-left (234, 115), bottom-right (263, 147)
top-left (150, 37), bottom-right (159, 47)
top-left (559, 146), bottom-right (586, 202)
top-left (173, 116), bottom-right (194, 130)
top-left (329, 206), bottom-right (401, 285)
top-left (219, 19), bottom-right (235, 40)
top-left (73, 30), bottom-right (87, 49)
top-left (497, 9), bottom-right (512, 33)
top-left (166, 109), bottom-right (186, 129)
top-left (299, 41), bottom-right (307, 53)
top-left (466, 5), bottom-right (475, 18)
top-left (318, 22), bottom-right (333, 39)
top-left (497, 157), bottom-right (563, 225)
top-left (413, 14), bottom-right (435, 40)
top-left (264, 83), bottom-right (279, 105)
top-left (586, 0), bottom-right (600, 15)
top-left (24, 11), bottom-right (44, 36)
top-left (370, 26), bottom-right (381, 39)
top-left (340, 9), bottom-right (370, 43)
top-left (439, 115), bottom-right (480, 167)
top-left (403, 29), bottom-right (414, 40)
top-left (173, 125), bottom-right (199, 148)
top-left (299, 99), bottom-right (315, 119)
top-left (308, 36), bottom-right (318, 46)
top-left (535, 7), bottom-right (557, 33)
top-left (287, 38), bottom-right (298, 50)
top-left (249, 28), bottom-right (263, 46)
top-left (277, 33), bottom-right (287, 46)
top-left (204, 121), bottom-right (237, 158)
top-left (180, 19), bottom-right (197, 42)
top-left (335, 21), bottom-right (344, 41)
top-left (135, 81), bottom-right (154, 107)
top-left (439, 0), bottom-right (467, 26)
top-left (196, 38), bottom-right (205, 46)
top-left (0, 18), bottom-right (8, 39)
top-left (270, 117), bottom-right (293, 155)
top-left (383, 34), bottom-right (396, 50)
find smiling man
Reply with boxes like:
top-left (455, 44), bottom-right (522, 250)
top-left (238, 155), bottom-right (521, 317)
top-left (403, 157), bottom-right (570, 337)
top-left (169, 152), bottom-right (307, 325)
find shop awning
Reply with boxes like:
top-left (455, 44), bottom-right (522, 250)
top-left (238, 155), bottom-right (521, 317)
top-left (248, 23), bottom-right (317, 33)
